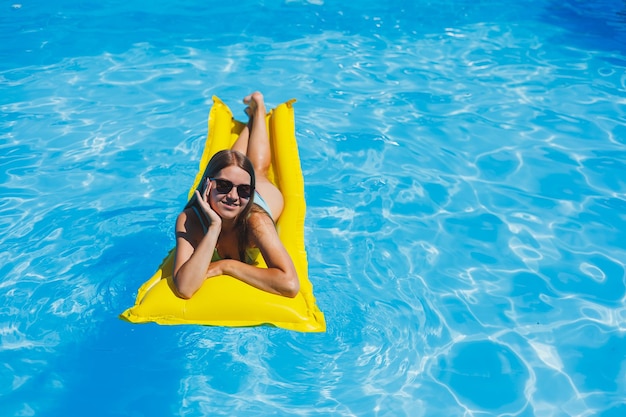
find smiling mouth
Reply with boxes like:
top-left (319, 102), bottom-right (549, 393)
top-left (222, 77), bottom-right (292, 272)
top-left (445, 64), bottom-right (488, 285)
top-left (220, 199), bottom-right (241, 208)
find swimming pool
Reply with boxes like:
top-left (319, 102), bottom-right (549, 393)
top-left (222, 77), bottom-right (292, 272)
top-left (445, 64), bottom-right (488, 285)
top-left (2, 0), bottom-right (626, 415)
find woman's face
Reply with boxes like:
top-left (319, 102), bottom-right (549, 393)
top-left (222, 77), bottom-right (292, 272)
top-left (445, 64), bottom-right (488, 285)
top-left (208, 165), bottom-right (252, 220)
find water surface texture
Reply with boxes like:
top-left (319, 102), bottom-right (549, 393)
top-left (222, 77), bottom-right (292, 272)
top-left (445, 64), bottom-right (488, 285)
top-left (2, 0), bottom-right (626, 416)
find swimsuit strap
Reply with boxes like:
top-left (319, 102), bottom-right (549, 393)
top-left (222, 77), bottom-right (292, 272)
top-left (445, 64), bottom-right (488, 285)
top-left (253, 190), bottom-right (274, 221)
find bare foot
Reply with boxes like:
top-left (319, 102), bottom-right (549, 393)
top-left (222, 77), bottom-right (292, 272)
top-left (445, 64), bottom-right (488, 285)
top-left (243, 92), bottom-right (266, 118)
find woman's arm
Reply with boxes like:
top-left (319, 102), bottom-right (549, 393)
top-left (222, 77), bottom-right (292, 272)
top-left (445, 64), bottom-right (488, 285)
top-left (172, 209), bottom-right (220, 298)
top-left (206, 212), bottom-right (300, 298)
top-left (173, 184), bottom-right (222, 299)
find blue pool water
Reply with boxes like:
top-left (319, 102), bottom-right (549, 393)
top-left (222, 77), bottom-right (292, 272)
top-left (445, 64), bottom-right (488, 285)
top-left (2, 0), bottom-right (626, 415)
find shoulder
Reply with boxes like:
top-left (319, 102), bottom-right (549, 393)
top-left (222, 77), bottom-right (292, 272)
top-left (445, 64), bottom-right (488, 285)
top-left (176, 207), bottom-right (203, 243)
top-left (247, 211), bottom-right (278, 244)
top-left (247, 210), bottom-right (275, 234)
top-left (176, 207), bottom-right (194, 229)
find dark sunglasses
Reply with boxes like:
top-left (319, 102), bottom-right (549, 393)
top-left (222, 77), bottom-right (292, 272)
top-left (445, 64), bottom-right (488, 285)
top-left (209, 178), bottom-right (252, 199)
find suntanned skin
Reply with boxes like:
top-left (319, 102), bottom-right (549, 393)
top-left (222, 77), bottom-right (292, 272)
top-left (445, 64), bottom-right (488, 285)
top-left (172, 92), bottom-right (299, 299)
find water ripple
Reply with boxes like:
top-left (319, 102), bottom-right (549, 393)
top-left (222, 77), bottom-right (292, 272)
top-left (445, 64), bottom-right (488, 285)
top-left (3, 0), bottom-right (626, 415)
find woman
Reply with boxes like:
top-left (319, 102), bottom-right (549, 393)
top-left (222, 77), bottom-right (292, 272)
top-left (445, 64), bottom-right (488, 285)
top-left (173, 92), bottom-right (299, 299)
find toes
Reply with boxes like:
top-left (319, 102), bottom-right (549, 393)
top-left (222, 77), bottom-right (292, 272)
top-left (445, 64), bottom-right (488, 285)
top-left (243, 91), bottom-right (264, 104)
top-left (243, 92), bottom-right (264, 117)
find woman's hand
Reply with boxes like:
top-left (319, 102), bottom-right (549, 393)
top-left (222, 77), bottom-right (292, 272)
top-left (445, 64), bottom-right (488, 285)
top-left (205, 259), bottom-right (229, 278)
top-left (195, 178), bottom-right (222, 231)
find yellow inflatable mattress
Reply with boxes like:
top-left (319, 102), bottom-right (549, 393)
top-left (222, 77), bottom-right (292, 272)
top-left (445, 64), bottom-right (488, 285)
top-left (120, 96), bottom-right (326, 332)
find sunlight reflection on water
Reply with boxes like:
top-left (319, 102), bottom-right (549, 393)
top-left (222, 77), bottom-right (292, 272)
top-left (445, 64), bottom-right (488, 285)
top-left (2, 0), bottom-right (626, 416)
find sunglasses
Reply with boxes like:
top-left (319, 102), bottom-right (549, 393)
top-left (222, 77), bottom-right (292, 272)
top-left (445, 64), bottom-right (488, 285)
top-left (209, 178), bottom-right (252, 199)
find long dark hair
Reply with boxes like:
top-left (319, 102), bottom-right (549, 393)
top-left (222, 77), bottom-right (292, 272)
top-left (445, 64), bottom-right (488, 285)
top-left (185, 149), bottom-right (256, 261)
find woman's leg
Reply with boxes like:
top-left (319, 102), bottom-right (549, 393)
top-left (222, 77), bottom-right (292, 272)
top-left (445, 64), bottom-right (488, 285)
top-left (243, 92), bottom-right (272, 175)
top-left (231, 121), bottom-right (250, 156)
top-left (231, 93), bottom-right (269, 169)
top-left (238, 92), bottom-right (284, 219)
